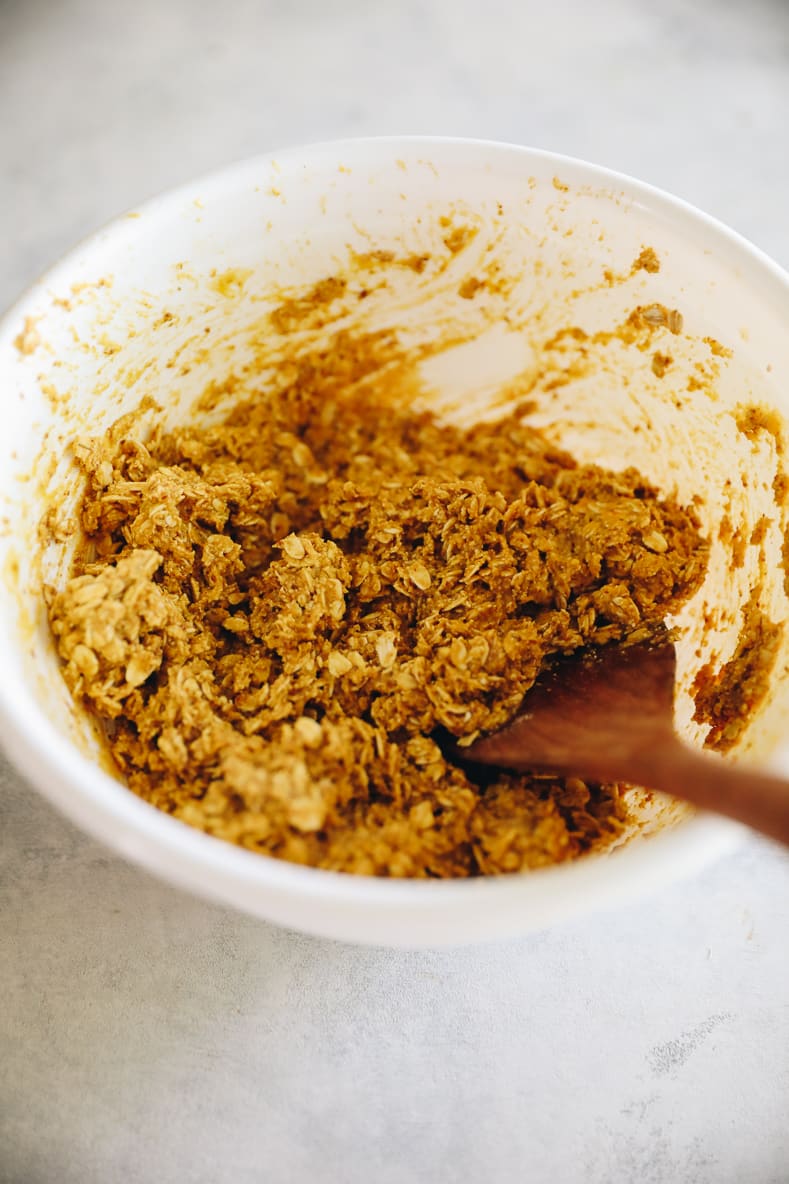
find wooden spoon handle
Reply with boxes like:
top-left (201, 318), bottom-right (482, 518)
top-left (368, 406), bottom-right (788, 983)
top-left (629, 740), bottom-right (789, 847)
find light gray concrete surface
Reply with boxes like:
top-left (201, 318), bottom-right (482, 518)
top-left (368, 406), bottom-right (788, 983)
top-left (1, 1), bottom-right (788, 1180)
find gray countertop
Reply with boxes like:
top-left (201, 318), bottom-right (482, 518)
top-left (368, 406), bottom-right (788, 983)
top-left (1, 1), bottom-right (788, 1181)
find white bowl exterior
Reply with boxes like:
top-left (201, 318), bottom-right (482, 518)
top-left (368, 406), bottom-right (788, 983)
top-left (0, 137), bottom-right (787, 946)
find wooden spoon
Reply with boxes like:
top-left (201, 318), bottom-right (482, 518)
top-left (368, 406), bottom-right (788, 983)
top-left (464, 642), bottom-right (789, 847)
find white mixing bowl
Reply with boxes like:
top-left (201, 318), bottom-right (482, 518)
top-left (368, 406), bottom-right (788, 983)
top-left (2, 137), bottom-right (787, 947)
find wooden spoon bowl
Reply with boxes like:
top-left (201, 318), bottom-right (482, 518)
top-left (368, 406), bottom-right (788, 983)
top-left (464, 642), bottom-right (789, 847)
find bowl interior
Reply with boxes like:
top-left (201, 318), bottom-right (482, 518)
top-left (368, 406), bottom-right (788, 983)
top-left (0, 139), bottom-right (787, 935)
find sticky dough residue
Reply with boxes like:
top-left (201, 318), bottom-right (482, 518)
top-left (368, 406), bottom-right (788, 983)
top-left (21, 204), bottom-right (789, 838)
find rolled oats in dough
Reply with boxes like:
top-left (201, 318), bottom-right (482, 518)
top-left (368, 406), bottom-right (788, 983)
top-left (47, 341), bottom-right (709, 877)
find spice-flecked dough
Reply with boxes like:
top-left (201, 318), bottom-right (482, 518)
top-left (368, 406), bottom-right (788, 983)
top-left (48, 363), bottom-right (708, 877)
